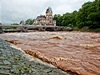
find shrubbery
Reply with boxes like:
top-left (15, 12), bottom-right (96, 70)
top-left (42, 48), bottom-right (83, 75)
top-left (80, 26), bottom-right (89, 32)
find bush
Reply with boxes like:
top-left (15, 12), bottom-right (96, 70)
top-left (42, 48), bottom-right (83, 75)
top-left (89, 28), bottom-right (100, 32)
top-left (94, 28), bottom-right (100, 32)
top-left (73, 27), bottom-right (80, 31)
top-left (80, 26), bottom-right (89, 32)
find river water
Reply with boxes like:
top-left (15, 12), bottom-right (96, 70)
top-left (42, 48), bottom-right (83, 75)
top-left (0, 32), bottom-right (100, 75)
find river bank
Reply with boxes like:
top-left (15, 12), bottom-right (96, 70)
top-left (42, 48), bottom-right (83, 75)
top-left (0, 38), bottom-right (69, 75)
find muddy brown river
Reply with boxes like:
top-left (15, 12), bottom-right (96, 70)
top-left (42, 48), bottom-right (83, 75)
top-left (0, 32), bottom-right (100, 75)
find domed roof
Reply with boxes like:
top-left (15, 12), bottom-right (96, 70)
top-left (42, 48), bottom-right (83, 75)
top-left (46, 7), bottom-right (52, 13)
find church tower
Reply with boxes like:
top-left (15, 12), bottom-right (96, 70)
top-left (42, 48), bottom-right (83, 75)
top-left (46, 7), bottom-right (53, 25)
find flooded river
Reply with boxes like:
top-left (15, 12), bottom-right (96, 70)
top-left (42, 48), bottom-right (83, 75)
top-left (0, 32), bottom-right (100, 75)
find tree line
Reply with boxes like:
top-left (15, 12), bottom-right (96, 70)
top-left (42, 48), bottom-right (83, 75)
top-left (53, 0), bottom-right (100, 31)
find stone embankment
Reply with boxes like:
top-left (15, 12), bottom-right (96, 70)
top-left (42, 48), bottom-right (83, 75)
top-left (0, 38), bottom-right (68, 75)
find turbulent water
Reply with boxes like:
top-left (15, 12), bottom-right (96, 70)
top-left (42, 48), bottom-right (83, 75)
top-left (0, 32), bottom-right (100, 75)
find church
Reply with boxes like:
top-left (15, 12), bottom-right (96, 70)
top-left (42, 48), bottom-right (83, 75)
top-left (33, 7), bottom-right (56, 26)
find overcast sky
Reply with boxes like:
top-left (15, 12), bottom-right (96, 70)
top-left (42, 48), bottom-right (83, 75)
top-left (0, 0), bottom-right (94, 24)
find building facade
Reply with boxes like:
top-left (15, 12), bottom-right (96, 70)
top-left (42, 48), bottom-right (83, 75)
top-left (33, 7), bottom-right (56, 26)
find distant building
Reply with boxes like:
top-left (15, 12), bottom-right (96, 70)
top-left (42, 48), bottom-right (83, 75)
top-left (33, 7), bottom-right (56, 26)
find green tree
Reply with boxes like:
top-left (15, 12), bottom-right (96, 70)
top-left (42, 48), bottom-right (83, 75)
top-left (62, 13), bottom-right (72, 26)
top-left (53, 14), bottom-right (63, 26)
top-left (53, 11), bottom-right (77, 26)
top-left (75, 0), bottom-right (100, 28)
top-left (25, 19), bottom-right (34, 25)
top-left (11, 23), bottom-right (19, 25)
top-left (53, 0), bottom-right (100, 31)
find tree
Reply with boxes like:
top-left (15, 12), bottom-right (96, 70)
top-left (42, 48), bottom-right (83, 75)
top-left (11, 23), bottom-right (19, 25)
top-left (53, 14), bottom-right (63, 26)
top-left (75, 0), bottom-right (100, 28)
top-left (53, 0), bottom-right (100, 30)
top-left (25, 19), bottom-right (34, 25)
top-left (62, 13), bottom-right (72, 26)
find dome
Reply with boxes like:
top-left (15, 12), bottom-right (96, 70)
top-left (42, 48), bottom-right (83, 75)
top-left (46, 7), bottom-right (52, 13)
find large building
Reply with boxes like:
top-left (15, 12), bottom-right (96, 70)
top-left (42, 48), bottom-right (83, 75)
top-left (33, 7), bottom-right (56, 26)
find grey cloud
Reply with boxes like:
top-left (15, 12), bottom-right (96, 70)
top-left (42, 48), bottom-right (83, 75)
top-left (1, 0), bottom-right (94, 24)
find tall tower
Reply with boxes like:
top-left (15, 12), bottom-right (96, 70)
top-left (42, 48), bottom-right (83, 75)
top-left (46, 7), bottom-right (53, 26)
